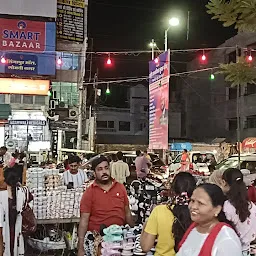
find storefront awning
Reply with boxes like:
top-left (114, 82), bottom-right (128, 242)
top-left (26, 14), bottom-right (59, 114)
top-left (0, 104), bottom-right (11, 119)
top-left (242, 138), bottom-right (256, 149)
top-left (170, 142), bottom-right (192, 151)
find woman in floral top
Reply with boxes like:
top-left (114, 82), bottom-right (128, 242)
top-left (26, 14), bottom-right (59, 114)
top-left (222, 168), bottom-right (256, 255)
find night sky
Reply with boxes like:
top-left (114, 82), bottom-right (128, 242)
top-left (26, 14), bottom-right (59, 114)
top-left (86, 0), bottom-right (236, 106)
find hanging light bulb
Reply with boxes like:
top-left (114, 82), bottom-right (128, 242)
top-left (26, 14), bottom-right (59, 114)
top-left (248, 55), bottom-right (253, 62)
top-left (106, 53), bottom-right (112, 66)
top-left (154, 57), bottom-right (159, 64)
top-left (1, 56), bottom-right (6, 64)
top-left (57, 57), bottom-right (62, 65)
top-left (107, 57), bottom-right (112, 65)
top-left (106, 83), bottom-right (110, 94)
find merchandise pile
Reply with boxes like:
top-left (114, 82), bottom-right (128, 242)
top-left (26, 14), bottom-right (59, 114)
top-left (101, 225), bottom-right (155, 256)
top-left (127, 179), bottom-right (168, 223)
top-left (26, 168), bottom-right (83, 219)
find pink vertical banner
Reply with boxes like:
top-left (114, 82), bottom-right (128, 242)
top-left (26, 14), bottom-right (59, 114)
top-left (148, 50), bottom-right (170, 150)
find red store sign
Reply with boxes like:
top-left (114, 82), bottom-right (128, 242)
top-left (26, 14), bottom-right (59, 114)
top-left (0, 19), bottom-right (46, 53)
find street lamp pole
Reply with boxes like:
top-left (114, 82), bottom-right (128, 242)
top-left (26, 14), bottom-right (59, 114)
top-left (164, 17), bottom-right (180, 51)
top-left (164, 29), bottom-right (168, 52)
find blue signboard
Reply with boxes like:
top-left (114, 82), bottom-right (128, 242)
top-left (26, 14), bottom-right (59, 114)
top-left (170, 142), bottom-right (192, 151)
top-left (0, 19), bottom-right (56, 76)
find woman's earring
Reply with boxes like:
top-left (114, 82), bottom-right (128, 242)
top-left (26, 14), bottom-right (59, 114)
top-left (215, 213), bottom-right (218, 217)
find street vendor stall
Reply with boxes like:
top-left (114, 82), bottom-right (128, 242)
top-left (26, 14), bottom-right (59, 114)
top-left (25, 167), bottom-right (91, 253)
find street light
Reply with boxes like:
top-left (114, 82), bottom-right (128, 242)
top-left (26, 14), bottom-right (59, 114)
top-left (149, 39), bottom-right (157, 60)
top-left (165, 17), bottom-right (180, 51)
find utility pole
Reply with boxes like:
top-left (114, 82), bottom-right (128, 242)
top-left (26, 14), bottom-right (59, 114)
top-left (77, 38), bottom-right (87, 150)
top-left (151, 39), bottom-right (155, 60)
top-left (164, 30), bottom-right (168, 52)
top-left (236, 45), bottom-right (241, 169)
top-left (92, 72), bottom-right (98, 152)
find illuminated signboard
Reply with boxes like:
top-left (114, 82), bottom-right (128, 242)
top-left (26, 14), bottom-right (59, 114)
top-left (0, 78), bottom-right (50, 95)
top-left (0, 18), bottom-right (56, 75)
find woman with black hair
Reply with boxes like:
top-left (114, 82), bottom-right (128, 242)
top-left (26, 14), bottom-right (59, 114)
top-left (0, 166), bottom-right (33, 256)
top-left (140, 172), bottom-right (196, 255)
top-left (177, 183), bottom-right (242, 256)
top-left (222, 168), bottom-right (256, 255)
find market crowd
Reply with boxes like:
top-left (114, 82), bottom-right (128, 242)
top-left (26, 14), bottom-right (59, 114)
top-left (0, 147), bottom-right (255, 256)
top-left (77, 151), bottom-right (256, 256)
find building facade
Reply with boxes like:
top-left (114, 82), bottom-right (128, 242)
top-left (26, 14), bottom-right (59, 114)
top-left (182, 32), bottom-right (256, 142)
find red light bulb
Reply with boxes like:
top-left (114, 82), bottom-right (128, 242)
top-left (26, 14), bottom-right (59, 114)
top-left (1, 57), bottom-right (6, 64)
top-left (248, 55), bottom-right (253, 62)
top-left (154, 58), bottom-right (159, 64)
top-left (57, 57), bottom-right (62, 65)
top-left (201, 54), bottom-right (206, 61)
top-left (107, 58), bottom-right (112, 65)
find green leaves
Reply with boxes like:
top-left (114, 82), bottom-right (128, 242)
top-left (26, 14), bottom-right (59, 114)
top-left (216, 57), bottom-right (256, 87)
top-left (206, 0), bottom-right (256, 32)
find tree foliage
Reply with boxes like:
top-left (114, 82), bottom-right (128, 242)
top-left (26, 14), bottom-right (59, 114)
top-left (206, 0), bottom-right (256, 32)
top-left (206, 0), bottom-right (256, 86)
top-left (217, 57), bottom-right (256, 87)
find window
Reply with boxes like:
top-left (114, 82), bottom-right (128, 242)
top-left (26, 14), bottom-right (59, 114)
top-left (247, 116), bottom-right (256, 128)
top-left (143, 105), bottom-right (149, 112)
top-left (97, 121), bottom-right (115, 129)
top-left (10, 94), bottom-right (21, 104)
top-left (228, 119), bottom-right (237, 131)
top-left (245, 84), bottom-right (256, 95)
top-left (23, 95), bottom-right (33, 104)
top-left (0, 94), bottom-right (5, 104)
top-left (139, 122), bottom-right (146, 131)
top-left (108, 121), bottom-right (114, 128)
top-left (97, 121), bottom-right (107, 128)
top-left (229, 88), bottom-right (237, 100)
top-left (119, 121), bottom-right (130, 131)
top-left (228, 51), bottom-right (236, 63)
top-left (35, 96), bottom-right (46, 105)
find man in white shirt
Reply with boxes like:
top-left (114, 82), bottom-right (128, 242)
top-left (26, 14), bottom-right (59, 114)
top-left (63, 155), bottom-right (88, 189)
top-left (111, 151), bottom-right (130, 184)
top-left (0, 146), bottom-right (12, 168)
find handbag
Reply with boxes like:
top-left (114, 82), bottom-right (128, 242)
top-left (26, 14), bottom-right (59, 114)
top-left (21, 187), bottom-right (37, 236)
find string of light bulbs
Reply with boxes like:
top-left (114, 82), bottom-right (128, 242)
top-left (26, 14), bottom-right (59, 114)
top-left (83, 67), bottom-right (219, 85)
top-left (0, 46), bottom-right (254, 65)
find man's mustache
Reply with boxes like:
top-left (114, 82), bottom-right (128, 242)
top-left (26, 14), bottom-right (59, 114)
top-left (101, 174), bottom-right (109, 178)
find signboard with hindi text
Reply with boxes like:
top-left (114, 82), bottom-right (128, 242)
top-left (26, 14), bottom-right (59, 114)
top-left (0, 18), bottom-right (56, 76)
top-left (149, 51), bottom-right (170, 150)
top-left (57, 0), bottom-right (86, 42)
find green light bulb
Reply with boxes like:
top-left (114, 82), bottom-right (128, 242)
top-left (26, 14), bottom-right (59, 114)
top-left (106, 88), bottom-right (110, 94)
top-left (210, 74), bottom-right (215, 80)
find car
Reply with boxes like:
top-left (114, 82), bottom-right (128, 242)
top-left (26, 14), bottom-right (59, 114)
top-left (169, 151), bottom-right (217, 175)
top-left (216, 154), bottom-right (256, 173)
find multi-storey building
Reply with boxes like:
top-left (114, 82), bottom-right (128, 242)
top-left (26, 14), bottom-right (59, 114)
top-left (182, 32), bottom-right (256, 142)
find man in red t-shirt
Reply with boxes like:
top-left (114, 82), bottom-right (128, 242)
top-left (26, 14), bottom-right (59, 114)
top-left (78, 156), bottom-right (134, 256)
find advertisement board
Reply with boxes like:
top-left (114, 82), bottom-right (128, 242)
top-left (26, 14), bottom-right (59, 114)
top-left (0, 19), bottom-right (56, 76)
top-left (57, 0), bottom-right (86, 42)
top-left (0, 78), bottom-right (50, 95)
top-left (148, 51), bottom-right (170, 150)
top-left (0, 0), bottom-right (57, 18)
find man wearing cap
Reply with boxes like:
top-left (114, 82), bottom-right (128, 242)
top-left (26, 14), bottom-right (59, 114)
top-left (78, 156), bottom-right (134, 256)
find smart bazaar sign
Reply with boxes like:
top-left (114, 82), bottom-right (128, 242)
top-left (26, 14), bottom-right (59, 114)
top-left (0, 19), bottom-right (46, 52)
top-left (0, 18), bottom-right (56, 75)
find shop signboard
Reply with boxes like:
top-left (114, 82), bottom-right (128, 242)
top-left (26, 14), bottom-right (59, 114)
top-left (8, 120), bottom-right (46, 126)
top-left (148, 50), bottom-right (170, 150)
top-left (57, 0), bottom-right (86, 42)
top-left (0, 0), bottom-right (57, 18)
top-left (0, 18), bottom-right (56, 75)
top-left (0, 78), bottom-right (50, 95)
